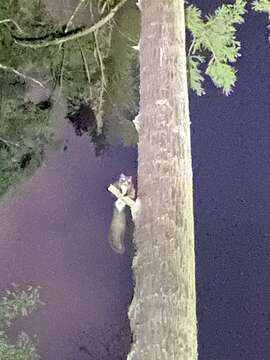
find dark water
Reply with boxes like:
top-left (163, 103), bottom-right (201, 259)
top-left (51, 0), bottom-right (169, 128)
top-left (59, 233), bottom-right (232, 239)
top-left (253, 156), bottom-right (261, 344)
top-left (0, 120), bottom-right (137, 359)
top-left (191, 1), bottom-right (270, 359)
top-left (1, 1), bottom-right (270, 359)
top-left (0, 0), bottom-right (138, 358)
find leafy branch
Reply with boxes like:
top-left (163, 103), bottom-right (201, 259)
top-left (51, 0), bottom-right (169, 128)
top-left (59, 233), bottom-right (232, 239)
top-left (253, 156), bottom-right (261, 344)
top-left (252, 0), bottom-right (270, 13)
top-left (0, 285), bottom-right (42, 360)
top-left (186, 0), bottom-right (247, 95)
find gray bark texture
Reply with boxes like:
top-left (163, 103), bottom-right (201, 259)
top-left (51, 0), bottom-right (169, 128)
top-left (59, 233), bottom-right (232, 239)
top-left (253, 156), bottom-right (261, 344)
top-left (127, 1), bottom-right (198, 359)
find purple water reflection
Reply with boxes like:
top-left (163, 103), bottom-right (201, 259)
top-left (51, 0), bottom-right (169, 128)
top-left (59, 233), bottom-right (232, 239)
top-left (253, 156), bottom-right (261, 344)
top-left (0, 122), bottom-right (137, 359)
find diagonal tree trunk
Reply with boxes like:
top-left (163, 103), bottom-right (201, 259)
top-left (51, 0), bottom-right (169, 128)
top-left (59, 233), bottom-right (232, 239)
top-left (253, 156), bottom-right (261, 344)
top-left (128, 0), bottom-right (198, 359)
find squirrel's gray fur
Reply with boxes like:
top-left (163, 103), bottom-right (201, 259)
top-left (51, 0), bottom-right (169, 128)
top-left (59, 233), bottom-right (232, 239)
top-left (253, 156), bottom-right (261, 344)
top-left (109, 174), bottom-right (135, 254)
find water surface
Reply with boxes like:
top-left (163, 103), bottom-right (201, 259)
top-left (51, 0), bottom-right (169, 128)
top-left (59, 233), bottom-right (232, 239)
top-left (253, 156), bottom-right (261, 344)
top-left (0, 119), bottom-right (137, 359)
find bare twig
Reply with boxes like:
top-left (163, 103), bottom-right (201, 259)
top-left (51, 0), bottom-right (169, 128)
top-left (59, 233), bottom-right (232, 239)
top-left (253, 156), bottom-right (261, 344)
top-left (99, 0), bottom-right (110, 14)
top-left (93, 30), bottom-right (107, 132)
top-left (54, 47), bottom-right (66, 103)
top-left (65, 0), bottom-right (87, 32)
top-left (89, 0), bottom-right (109, 132)
top-left (0, 18), bottom-right (25, 33)
top-left (116, 26), bottom-right (137, 44)
top-left (93, 31), bottom-right (107, 88)
top-left (0, 63), bottom-right (45, 88)
top-left (55, 0), bottom-right (85, 97)
top-left (14, 0), bottom-right (128, 48)
top-left (79, 45), bottom-right (92, 100)
top-left (0, 136), bottom-right (20, 148)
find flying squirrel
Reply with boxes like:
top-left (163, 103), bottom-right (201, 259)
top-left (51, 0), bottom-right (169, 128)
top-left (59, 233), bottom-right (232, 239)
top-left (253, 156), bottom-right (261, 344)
top-left (108, 173), bottom-right (140, 254)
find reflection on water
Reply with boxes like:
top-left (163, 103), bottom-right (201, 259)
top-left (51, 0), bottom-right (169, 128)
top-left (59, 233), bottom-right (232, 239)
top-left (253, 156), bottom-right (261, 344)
top-left (0, 0), bottom-right (139, 357)
top-left (0, 119), bottom-right (137, 359)
top-left (67, 103), bottom-right (108, 156)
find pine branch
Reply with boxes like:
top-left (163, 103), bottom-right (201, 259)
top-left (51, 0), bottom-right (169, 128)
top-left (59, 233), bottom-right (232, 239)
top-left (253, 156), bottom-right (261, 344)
top-left (187, 55), bottom-right (205, 95)
top-left (186, 0), bottom-right (247, 95)
top-left (253, 0), bottom-right (270, 13)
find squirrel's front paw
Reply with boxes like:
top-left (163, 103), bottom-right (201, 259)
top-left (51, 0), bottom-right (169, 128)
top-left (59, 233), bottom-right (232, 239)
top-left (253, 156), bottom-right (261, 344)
top-left (131, 198), bottom-right (141, 221)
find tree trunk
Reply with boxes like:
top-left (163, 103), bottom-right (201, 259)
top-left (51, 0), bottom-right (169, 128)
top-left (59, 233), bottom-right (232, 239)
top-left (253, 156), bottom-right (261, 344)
top-left (128, 1), bottom-right (198, 359)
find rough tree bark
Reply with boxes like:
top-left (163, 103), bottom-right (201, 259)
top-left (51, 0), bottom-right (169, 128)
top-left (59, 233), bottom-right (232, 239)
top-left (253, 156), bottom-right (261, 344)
top-left (128, 1), bottom-right (198, 359)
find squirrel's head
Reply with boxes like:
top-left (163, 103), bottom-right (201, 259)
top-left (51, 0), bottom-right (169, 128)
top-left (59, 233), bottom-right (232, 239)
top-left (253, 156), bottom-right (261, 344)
top-left (119, 173), bottom-right (132, 195)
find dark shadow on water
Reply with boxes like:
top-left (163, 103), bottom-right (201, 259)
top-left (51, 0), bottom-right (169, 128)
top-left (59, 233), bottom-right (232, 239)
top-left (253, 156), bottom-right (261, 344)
top-left (66, 103), bottom-right (109, 157)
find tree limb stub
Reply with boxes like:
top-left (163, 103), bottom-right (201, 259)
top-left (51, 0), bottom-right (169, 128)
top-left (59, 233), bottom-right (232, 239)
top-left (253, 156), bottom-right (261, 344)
top-left (13, 0), bottom-right (128, 49)
top-left (108, 184), bottom-right (135, 208)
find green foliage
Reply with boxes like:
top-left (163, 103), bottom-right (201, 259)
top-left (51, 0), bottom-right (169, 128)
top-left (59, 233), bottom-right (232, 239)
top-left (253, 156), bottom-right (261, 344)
top-left (62, 19), bottom-right (113, 126)
top-left (186, 5), bottom-right (205, 40)
top-left (101, 2), bottom-right (139, 145)
top-left (253, 0), bottom-right (270, 13)
top-left (0, 0), bottom-right (61, 198)
top-left (0, 0), bottom-right (140, 200)
top-left (0, 65), bottom-right (55, 198)
top-left (187, 55), bottom-right (205, 96)
top-left (186, 0), bottom-right (247, 95)
top-left (206, 62), bottom-right (237, 95)
top-left (47, 0), bottom-right (139, 145)
top-left (0, 98), bottom-right (53, 197)
top-left (0, 285), bottom-right (42, 329)
top-left (61, 38), bottom-right (98, 109)
top-left (0, 333), bottom-right (38, 360)
top-left (0, 285), bottom-right (42, 360)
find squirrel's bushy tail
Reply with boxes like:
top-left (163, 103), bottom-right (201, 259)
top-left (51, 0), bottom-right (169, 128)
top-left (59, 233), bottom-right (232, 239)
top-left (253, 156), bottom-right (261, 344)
top-left (109, 207), bottom-right (126, 254)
